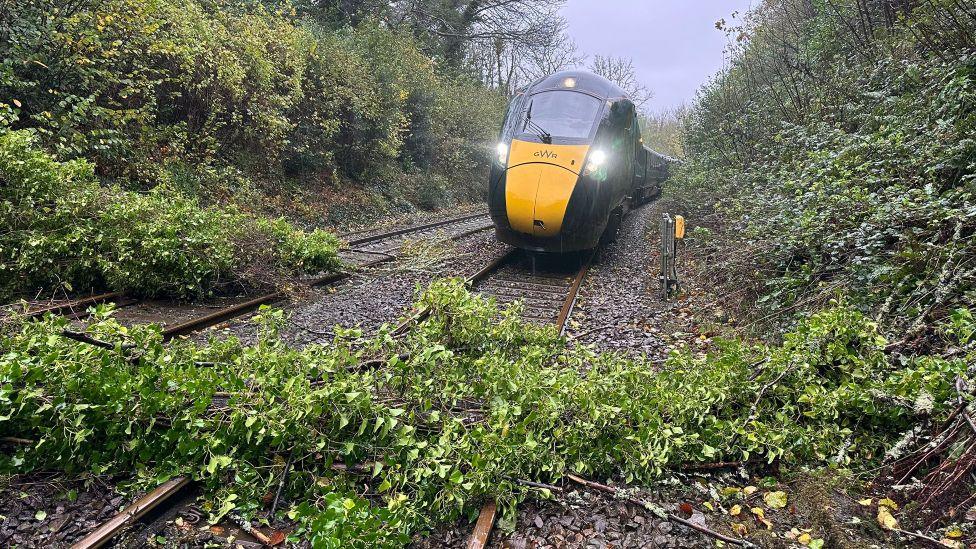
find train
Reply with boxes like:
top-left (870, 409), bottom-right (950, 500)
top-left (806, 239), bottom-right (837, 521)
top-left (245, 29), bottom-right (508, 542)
top-left (488, 70), bottom-right (675, 253)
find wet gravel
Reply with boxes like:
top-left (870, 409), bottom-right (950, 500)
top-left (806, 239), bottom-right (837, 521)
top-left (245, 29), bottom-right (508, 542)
top-left (564, 201), bottom-right (670, 359)
top-left (0, 474), bottom-right (122, 548)
top-left (212, 229), bottom-right (510, 346)
top-left (418, 485), bottom-right (714, 549)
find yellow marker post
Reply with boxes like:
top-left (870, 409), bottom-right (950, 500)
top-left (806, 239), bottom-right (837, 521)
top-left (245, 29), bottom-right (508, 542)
top-left (674, 215), bottom-right (685, 239)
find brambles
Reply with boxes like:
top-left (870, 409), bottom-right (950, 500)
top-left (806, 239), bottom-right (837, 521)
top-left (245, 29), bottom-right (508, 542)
top-left (0, 129), bottom-right (340, 300)
top-left (1, 280), bottom-right (970, 543)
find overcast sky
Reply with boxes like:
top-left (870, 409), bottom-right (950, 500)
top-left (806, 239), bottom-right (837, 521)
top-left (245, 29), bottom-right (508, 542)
top-left (561, 1), bottom-right (754, 113)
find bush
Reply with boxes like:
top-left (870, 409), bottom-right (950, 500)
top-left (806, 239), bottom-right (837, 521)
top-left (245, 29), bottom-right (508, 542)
top-left (680, 2), bottom-right (976, 345)
top-left (0, 0), bottom-right (503, 218)
top-left (0, 129), bottom-right (340, 300)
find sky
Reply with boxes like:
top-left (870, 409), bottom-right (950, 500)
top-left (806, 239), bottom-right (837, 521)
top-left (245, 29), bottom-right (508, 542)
top-left (561, 1), bottom-right (755, 113)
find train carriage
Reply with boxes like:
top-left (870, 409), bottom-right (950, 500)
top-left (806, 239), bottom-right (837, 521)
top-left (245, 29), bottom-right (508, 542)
top-left (488, 70), bottom-right (672, 253)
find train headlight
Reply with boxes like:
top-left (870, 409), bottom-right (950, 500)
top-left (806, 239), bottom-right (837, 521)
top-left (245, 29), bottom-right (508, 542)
top-left (585, 149), bottom-right (607, 174)
top-left (495, 142), bottom-right (509, 165)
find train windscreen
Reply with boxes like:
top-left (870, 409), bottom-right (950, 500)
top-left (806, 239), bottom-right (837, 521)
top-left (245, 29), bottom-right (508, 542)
top-left (522, 91), bottom-right (601, 139)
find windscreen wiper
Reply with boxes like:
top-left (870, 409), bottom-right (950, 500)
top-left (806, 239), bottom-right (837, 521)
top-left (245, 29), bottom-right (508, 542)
top-left (524, 101), bottom-right (553, 144)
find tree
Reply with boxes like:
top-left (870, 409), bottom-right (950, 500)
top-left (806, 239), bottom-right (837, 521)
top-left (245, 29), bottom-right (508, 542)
top-left (389, 0), bottom-right (570, 77)
top-left (640, 107), bottom-right (685, 158)
top-left (588, 55), bottom-right (653, 108)
top-left (464, 16), bottom-right (582, 96)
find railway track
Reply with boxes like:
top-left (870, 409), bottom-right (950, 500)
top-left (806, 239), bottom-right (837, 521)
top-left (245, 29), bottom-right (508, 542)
top-left (11, 205), bottom-right (583, 548)
top-left (63, 243), bottom-right (593, 549)
top-left (460, 248), bottom-right (594, 549)
top-left (3, 211), bottom-right (493, 338)
top-left (45, 211), bottom-right (493, 548)
top-left (471, 249), bottom-right (593, 335)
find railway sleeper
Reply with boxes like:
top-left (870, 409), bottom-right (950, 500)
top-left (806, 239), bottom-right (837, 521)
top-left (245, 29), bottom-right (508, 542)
top-left (478, 284), bottom-right (570, 301)
top-left (484, 294), bottom-right (566, 309)
top-left (487, 277), bottom-right (573, 293)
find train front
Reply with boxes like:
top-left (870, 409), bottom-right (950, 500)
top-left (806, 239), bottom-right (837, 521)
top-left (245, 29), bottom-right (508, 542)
top-left (488, 75), bottom-right (612, 253)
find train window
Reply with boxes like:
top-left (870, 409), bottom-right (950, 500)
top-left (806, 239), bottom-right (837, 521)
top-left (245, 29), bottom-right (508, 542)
top-left (521, 91), bottom-right (601, 139)
top-left (501, 93), bottom-right (527, 139)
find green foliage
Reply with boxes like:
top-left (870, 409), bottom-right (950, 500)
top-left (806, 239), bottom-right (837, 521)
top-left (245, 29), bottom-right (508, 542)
top-left (0, 129), bottom-right (339, 300)
top-left (253, 217), bottom-right (342, 275)
top-left (681, 1), bottom-right (976, 341)
top-left (0, 0), bottom-right (503, 215)
top-left (1, 281), bottom-right (970, 542)
top-left (292, 494), bottom-right (410, 548)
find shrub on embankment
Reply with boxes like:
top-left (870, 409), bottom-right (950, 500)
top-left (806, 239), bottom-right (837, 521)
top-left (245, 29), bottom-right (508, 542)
top-left (1, 280), bottom-right (971, 544)
top-left (679, 1), bottom-right (976, 349)
top-left (0, 128), bottom-right (340, 301)
top-left (0, 0), bottom-right (504, 224)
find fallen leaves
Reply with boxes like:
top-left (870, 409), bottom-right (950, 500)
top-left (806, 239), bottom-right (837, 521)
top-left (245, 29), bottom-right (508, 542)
top-left (876, 505), bottom-right (899, 530)
top-left (878, 497), bottom-right (898, 510)
top-left (874, 497), bottom-right (899, 530)
top-left (763, 490), bottom-right (788, 509)
top-left (751, 507), bottom-right (772, 529)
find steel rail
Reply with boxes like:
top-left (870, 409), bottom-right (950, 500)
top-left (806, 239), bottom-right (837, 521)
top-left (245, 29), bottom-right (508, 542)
top-left (466, 502), bottom-right (497, 549)
top-left (345, 211), bottom-right (488, 247)
top-left (71, 476), bottom-right (191, 549)
top-left (556, 252), bottom-right (595, 336)
top-left (466, 251), bottom-right (594, 548)
top-left (71, 217), bottom-right (498, 548)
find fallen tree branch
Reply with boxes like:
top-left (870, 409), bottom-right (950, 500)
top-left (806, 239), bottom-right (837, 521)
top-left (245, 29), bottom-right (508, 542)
top-left (890, 527), bottom-right (954, 548)
top-left (503, 476), bottom-right (563, 492)
top-left (61, 329), bottom-right (136, 351)
top-left (270, 449), bottom-right (294, 517)
top-left (1, 436), bottom-right (34, 445)
top-left (679, 459), bottom-right (760, 471)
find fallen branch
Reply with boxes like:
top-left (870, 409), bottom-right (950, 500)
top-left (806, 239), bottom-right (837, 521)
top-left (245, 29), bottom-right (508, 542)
top-left (1, 436), bottom-right (34, 445)
top-left (565, 474), bottom-right (755, 547)
top-left (679, 459), bottom-right (759, 471)
top-left (890, 527), bottom-right (954, 548)
top-left (270, 450), bottom-right (294, 517)
top-left (503, 476), bottom-right (563, 492)
top-left (61, 329), bottom-right (136, 351)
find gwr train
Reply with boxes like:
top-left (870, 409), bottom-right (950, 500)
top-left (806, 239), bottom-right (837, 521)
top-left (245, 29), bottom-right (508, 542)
top-left (488, 70), bottom-right (674, 253)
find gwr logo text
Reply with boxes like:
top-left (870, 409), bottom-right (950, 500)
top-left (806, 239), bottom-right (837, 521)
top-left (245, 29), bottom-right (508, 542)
top-left (533, 150), bottom-right (558, 159)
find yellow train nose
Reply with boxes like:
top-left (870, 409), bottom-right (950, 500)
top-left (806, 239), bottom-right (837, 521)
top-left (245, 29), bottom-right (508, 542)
top-left (505, 163), bottom-right (578, 236)
top-left (504, 140), bottom-right (589, 237)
